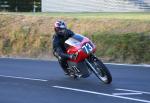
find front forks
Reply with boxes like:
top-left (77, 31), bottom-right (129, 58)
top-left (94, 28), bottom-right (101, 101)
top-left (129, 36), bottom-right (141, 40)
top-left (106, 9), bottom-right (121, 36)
top-left (85, 59), bottom-right (99, 75)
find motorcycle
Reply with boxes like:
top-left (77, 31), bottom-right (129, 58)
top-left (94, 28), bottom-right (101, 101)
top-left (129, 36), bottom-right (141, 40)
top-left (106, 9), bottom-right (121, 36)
top-left (64, 34), bottom-right (112, 84)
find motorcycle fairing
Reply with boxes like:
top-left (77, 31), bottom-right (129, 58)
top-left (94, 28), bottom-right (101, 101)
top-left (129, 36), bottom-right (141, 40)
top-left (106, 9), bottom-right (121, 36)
top-left (65, 34), bottom-right (96, 63)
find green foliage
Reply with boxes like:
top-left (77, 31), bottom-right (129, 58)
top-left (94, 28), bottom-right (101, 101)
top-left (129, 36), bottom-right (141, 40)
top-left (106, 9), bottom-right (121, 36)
top-left (2, 38), bottom-right (12, 54)
top-left (89, 32), bottom-right (150, 63)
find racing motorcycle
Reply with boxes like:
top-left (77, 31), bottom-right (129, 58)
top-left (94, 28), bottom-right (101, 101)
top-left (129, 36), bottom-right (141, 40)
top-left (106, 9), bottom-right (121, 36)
top-left (64, 34), bottom-right (112, 84)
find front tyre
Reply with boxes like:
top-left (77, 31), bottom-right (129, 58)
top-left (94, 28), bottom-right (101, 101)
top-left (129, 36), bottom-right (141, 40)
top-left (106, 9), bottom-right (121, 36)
top-left (93, 57), bottom-right (112, 84)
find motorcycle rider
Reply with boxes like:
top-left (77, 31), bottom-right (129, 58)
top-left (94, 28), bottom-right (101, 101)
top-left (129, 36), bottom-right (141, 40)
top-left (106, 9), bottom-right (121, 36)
top-left (52, 20), bottom-right (77, 75)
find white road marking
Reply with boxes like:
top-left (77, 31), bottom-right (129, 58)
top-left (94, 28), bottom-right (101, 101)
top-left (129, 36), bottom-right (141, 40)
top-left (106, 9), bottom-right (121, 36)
top-left (113, 93), bottom-right (142, 96)
top-left (105, 63), bottom-right (150, 67)
top-left (1, 57), bottom-right (150, 67)
top-left (116, 88), bottom-right (150, 95)
top-left (0, 57), bottom-right (52, 61)
top-left (0, 75), bottom-right (48, 82)
top-left (53, 86), bottom-right (150, 103)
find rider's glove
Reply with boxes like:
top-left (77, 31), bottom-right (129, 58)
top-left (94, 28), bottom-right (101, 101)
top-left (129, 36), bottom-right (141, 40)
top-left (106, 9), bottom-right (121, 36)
top-left (69, 54), bottom-right (77, 60)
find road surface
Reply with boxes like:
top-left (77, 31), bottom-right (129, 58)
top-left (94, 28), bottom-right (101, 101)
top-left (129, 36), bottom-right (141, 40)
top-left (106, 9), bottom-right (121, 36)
top-left (0, 58), bottom-right (150, 103)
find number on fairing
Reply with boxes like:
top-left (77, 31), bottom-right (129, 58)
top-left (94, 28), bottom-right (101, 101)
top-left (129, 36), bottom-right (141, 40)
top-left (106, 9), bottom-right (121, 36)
top-left (82, 43), bottom-right (93, 54)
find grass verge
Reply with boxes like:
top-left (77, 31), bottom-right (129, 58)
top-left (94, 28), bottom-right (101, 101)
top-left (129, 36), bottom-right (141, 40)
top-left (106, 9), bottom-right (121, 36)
top-left (0, 12), bottom-right (150, 63)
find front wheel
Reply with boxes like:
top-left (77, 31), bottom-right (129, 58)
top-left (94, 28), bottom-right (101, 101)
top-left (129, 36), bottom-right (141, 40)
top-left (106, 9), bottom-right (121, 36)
top-left (86, 57), bottom-right (112, 84)
top-left (94, 58), bottom-right (112, 84)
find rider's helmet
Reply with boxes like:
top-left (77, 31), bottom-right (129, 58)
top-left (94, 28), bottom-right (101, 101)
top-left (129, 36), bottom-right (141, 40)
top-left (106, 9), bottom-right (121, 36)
top-left (54, 20), bottom-right (67, 36)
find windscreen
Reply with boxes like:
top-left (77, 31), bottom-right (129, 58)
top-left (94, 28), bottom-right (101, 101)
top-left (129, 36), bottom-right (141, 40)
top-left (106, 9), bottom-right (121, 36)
top-left (65, 38), bottom-right (80, 47)
top-left (65, 34), bottom-right (84, 47)
top-left (72, 34), bottom-right (84, 42)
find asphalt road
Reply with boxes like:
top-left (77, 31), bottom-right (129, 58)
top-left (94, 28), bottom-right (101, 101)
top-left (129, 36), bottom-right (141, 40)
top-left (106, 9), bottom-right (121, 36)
top-left (0, 58), bottom-right (150, 103)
